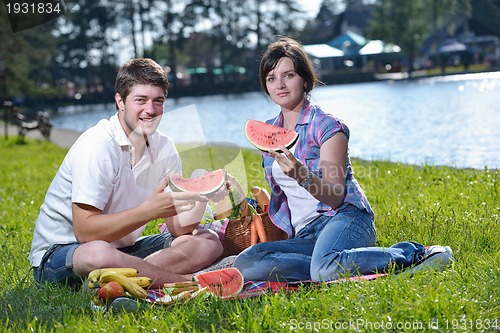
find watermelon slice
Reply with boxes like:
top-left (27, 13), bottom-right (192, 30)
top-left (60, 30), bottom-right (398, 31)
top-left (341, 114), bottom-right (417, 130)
top-left (194, 268), bottom-right (244, 299)
top-left (160, 268), bottom-right (244, 300)
top-left (169, 169), bottom-right (227, 195)
top-left (244, 119), bottom-right (298, 152)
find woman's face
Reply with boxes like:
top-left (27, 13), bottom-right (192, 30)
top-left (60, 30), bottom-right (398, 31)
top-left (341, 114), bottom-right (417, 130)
top-left (265, 57), bottom-right (305, 112)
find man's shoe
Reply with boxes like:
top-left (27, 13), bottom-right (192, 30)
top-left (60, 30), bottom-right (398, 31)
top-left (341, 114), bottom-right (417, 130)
top-left (405, 245), bottom-right (456, 274)
top-left (109, 296), bottom-right (139, 313)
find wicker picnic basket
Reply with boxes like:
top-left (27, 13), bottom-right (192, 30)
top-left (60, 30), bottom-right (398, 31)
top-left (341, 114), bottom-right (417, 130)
top-left (221, 176), bottom-right (288, 257)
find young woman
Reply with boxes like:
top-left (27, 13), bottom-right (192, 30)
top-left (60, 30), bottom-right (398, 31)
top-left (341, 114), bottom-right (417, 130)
top-left (234, 36), bottom-right (455, 282)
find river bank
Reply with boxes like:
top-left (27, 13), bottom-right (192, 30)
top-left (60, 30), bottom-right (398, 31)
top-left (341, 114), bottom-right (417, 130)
top-left (4, 69), bottom-right (500, 170)
top-left (1, 122), bottom-right (81, 148)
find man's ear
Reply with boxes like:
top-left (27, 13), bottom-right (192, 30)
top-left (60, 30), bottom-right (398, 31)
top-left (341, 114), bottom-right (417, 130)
top-left (115, 93), bottom-right (125, 111)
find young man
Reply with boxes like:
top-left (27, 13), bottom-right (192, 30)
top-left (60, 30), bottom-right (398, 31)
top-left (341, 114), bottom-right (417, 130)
top-left (29, 58), bottom-right (225, 289)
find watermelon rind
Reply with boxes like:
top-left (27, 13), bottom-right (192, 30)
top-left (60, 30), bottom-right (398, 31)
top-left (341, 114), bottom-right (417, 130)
top-left (244, 119), bottom-right (298, 152)
top-left (169, 169), bottom-right (227, 195)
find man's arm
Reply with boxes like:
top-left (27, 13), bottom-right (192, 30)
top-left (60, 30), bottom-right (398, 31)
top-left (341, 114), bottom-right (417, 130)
top-left (163, 180), bottom-right (229, 236)
top-left (72, 179), bottom-right (207, 243)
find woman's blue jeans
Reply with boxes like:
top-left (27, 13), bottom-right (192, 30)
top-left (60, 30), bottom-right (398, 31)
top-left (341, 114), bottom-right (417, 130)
top-left (233, 205), bottom-right (425, 282)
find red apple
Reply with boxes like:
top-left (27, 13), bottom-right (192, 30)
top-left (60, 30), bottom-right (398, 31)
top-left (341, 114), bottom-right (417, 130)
top-left (97, 281), bottom-right (125, 303)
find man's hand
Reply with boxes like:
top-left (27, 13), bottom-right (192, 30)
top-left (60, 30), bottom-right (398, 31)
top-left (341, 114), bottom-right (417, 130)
top-left (148, 176), bottom-right (207, 219)
top-left (204, 179), bottom-right (229, 203)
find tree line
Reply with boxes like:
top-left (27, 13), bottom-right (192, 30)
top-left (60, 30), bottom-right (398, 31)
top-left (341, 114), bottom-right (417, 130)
top-left (2, 0), bottom-right (495, 108)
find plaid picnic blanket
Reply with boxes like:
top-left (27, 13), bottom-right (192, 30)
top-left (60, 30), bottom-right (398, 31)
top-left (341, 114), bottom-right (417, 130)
top-left (145, 273), bottom-right (387, 305)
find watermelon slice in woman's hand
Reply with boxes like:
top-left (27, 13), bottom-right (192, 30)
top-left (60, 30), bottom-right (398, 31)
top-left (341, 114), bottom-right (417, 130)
top-left (244, 119), bottom-right (298, 152)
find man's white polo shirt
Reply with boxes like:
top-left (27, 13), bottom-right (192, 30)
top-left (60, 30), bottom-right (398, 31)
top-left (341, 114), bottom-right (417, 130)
top-left (29, 114), bottom-right (181, 267)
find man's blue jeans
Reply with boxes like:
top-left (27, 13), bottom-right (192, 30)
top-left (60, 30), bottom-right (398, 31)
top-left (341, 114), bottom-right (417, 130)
top-left (33, 233), bottom-right (174, 287)
top-left (233, 205), bottom-right (425, 282)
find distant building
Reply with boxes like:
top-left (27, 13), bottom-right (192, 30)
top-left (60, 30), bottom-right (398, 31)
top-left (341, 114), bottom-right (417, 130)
top-left (305, 4), bottom-right (375, 44)
top-left (306, 1), bottom-right (499, 79)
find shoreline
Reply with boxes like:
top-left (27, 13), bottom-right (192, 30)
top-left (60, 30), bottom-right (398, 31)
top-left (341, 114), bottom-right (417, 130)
top-left (2, 123), bottom-right (81, 148)
top-left (2, 122), bottom-right (497, 170)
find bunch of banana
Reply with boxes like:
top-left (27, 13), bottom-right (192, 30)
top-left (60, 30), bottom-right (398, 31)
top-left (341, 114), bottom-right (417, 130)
top-left (87, 268), bottom-right (153, 299)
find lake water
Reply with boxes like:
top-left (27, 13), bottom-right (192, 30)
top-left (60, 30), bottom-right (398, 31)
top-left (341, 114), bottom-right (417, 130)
top-left (51, 71), bottom-right (500, 169)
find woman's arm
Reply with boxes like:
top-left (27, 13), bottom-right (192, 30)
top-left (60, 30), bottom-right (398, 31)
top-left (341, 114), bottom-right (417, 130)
top-left (305, 133), bottom-right (347, 209)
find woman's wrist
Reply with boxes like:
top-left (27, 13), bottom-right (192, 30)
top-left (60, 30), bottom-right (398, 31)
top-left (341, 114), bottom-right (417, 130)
top-left (299, 169), bottom-right (314, 188)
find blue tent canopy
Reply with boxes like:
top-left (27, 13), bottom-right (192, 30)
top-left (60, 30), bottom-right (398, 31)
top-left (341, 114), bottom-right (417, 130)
top-left (328, 30), bottom-right (368, 56)
top-left (303, 44), bottom-right (344, 58)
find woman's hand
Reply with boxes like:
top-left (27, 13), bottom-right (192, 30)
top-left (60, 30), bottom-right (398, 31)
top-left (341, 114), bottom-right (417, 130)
top-left (269, 145), bottom-right (310, 184)
top-left (269, 134), bottom-right (349, 210)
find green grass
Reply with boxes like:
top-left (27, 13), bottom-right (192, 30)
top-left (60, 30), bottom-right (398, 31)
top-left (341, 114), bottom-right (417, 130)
top-left (0, 137), bottom-right (499, 332)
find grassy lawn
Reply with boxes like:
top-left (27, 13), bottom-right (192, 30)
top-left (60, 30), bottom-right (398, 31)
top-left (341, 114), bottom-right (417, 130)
top-left (0, 137), bottom-right (498, 332)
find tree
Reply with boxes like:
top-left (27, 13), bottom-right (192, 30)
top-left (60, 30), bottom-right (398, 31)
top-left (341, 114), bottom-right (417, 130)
top-left (471, 0), bottom-right (500, 35)
top-left (0, 4), bottom-right (60, 104)
top-left (171, 0), bottom-right (306, 92)
top-left (366, 0), bottom-right (471, 74)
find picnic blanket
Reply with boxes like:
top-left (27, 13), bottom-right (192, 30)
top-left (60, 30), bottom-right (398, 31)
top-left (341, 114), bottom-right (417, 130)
top-left (92, 249), bottom-right (456, 309)
top-left (144, 273), bottom-right (387, 305)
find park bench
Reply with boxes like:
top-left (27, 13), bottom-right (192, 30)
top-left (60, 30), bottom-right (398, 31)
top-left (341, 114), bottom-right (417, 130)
top-left (4, 101), bottom-right (52, 139)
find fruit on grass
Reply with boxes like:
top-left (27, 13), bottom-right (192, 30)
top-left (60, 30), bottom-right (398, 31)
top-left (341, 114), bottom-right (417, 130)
top-left (87, 267), bottom-right (139, 289)
top-left (164, 268), bottom-right (244, 300)
top-left (98, 271), bottom-right (149, 299)
top-left (128, 276), bottom-right (154, 288)
top-left (244, 119), bottom-right (298, 152)
top-left (169, 169), bottom-right (227, 195)
top-left (97, 281), bottom-right (125, 303)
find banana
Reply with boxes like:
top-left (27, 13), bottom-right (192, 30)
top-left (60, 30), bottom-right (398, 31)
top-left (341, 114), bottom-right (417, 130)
top-left (87, 268), bottom-right (139, 289)
top-left (98, 271), bottom-right (148, 299)
top-left (128, 276), bottom-right (154, 288)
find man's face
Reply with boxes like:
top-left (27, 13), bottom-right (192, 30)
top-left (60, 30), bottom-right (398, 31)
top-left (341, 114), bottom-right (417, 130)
top-left (115, 84), bottom-right (166, 139)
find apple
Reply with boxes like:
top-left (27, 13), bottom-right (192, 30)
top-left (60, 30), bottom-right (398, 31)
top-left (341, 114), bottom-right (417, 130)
top-left (97, 281), bottom-right (125, 303)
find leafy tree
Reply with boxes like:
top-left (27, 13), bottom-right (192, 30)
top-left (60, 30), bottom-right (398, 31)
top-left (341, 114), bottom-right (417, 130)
top-left (53, 0), bottom-right (120, 102)
top-left (55, 0), bottom-right (118, 67)
top-left (0, 5), bottom-right (59, 103)
top-left (471, 0), bottom-right (500, 35)
top-left (176, 0), bottom-right (306, 91)
top-left (366, 0), bottom-right (471, 73)
top-left (253, 0), bottom-right (306, 52)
